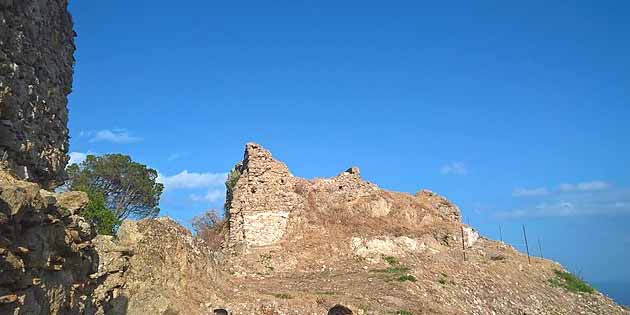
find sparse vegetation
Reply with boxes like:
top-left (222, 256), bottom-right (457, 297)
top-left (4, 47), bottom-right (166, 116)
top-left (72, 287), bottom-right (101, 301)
top-left (315, 291), bottom-right (336, 296)
top-left (548, 269), bottom-right (595, 294)
top-left (437, 273), bottom-right (449, 285)
top-left (371, 256), bottom-right (416, 282)
top-left (397, 275), bottom-right (417, 282)
top-left (383, 255), bottom-right (399, 266)
top-left (272, 293), bottom-right (292, 299)
top-left (489, 253), bottom-right (506, 261)
top-left (191, 209), bottom-right (225, 249)
top-left (396, 311), bottom-right (414, 315)
top-left (224, 166), bottom-right (241, 215)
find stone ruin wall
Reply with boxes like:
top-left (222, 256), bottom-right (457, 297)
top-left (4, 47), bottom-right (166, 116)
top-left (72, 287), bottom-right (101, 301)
top-left (0, 0), bottom-right (75, 188)
top-left (225, 143), bottom-right (459, 250)
top-left (226, 143), bottom-right (300, 247)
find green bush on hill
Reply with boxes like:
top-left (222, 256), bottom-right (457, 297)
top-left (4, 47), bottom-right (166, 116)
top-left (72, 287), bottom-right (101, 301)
top-left (548, 269), bottom-right (595, 294)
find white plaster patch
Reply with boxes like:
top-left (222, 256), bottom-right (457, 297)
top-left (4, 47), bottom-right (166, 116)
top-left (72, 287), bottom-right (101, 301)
top-left (243, 211), bottom-right (290, 246)
top-left (351, 236), bottom-right (438, 259)
top-left (463, 226), bottom-right (480, 248)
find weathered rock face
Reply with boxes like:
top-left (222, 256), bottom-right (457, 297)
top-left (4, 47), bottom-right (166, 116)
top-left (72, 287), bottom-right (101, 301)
top-left (0, 0), bottom-right (75, 188)
top-left (91, 218), bottom-right (224, 315)
top-left (0, 172), bottom-right (99, 315)
top-left (415, 189), bottom-right (462, 222)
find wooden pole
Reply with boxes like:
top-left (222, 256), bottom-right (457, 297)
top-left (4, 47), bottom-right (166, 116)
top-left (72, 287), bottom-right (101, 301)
top-left (499, 224), bottom-right (503, 242)
top-left (522, 224), bottom-right (531, 264)
top-left (538, 237), bottom-right (544, 259)
top-left (461, 226), bottom-right (466, 262)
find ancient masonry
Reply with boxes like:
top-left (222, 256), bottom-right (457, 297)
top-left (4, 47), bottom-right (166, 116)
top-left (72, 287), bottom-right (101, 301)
top-left (224, 143), bottom-right (445, 249)
top-left (0, 0), bottom-right (75, 188)
top-left (225, 143), bottom-right (301, 247)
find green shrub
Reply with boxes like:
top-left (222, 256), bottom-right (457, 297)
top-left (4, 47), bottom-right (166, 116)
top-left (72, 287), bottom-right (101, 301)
top-left (371, 261), bottom-right (416, 283)
top-left (224, 167), bottom-right (242, 216)
top-left (80, 189), bottom-right (121, 235)
top-left (397, 311), bottom-right (414, 315)
top-left (225, 167), bottom-right (241, 195)
top-left (548, 269), bottom-right (595, 294)
top-left (383, 255), bottom-right (399, 266)
top-left (272, 293), bottom-right (292, 299)
top-left (397, 275), bottom-right (417, 282)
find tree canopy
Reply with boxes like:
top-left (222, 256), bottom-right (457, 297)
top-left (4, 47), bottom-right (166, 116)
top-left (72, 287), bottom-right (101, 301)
top-left (66, 154), bottom-right (163, 220)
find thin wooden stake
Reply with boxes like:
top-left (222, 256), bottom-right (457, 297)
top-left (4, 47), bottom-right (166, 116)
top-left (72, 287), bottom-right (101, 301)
top-left (461, 226), bottom-right (466, 262)
top-left (499, 224), bottom-right (503, 242)
top-left (538, 237), bottom-right (544, 259)
top-left (522, 224), bottom-right (531, 264)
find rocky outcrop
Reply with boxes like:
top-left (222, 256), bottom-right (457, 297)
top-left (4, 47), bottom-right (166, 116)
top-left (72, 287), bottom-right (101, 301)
top-left (0, 172), bottom-right (99, 314)
top-left (415, 189), bottom-right (462, 222)
top-left (91, 218), bottom-right (224, 315)
top-left (0, 0), bottom-right (75, 188)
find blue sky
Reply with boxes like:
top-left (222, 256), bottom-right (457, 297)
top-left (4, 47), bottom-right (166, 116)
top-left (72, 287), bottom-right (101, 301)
top-left (67, 1), bottom-right (630, 305)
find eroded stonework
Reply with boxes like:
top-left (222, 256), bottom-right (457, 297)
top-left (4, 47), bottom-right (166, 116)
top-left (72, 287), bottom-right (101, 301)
top-left (226, 143), bottom-right (300, 247)
top-left (0, 0), bottom-right (75, 188)
top-left (225, 143), bottom-right (464, 250)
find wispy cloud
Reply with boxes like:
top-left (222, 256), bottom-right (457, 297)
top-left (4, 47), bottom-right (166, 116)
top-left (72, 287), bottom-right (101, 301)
top-left (68, 152), bottom-right (88, 165)
top-left (190, 189), bottom-right (225, 202)
top-left (89, 129), bottom-right (142, 144)
top-left (512, 187), bottom-right (549, 197)
top-left (440, 162), bottom-right (467, 176)
top-left (559, 181), bottom-right (610, 192)
top-left (157, 170), bottom-right (227, 190)
top-left (497, 187), bottom-right (630, 218)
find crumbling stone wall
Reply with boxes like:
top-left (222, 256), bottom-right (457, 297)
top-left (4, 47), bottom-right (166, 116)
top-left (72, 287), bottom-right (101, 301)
top-left (225, 143), bottom-right (467, 250)
top-left (226, 143), bottom-right (302, 247)
top-left (0, 0), bottom-right (75, 188)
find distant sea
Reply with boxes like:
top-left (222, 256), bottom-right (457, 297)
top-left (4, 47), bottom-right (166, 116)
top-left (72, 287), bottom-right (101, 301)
top-left (593, 282), bottom-right (630, 307)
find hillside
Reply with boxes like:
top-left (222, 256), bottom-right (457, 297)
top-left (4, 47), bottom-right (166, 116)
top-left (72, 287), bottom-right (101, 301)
top-left (1, 1), bottom-right (627, 314)
top-left (87, 143), bottom-right (626, 314)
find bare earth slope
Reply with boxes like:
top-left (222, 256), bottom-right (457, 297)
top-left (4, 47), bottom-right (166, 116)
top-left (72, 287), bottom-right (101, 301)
top-left (95, 143), bottom-right (626, 315)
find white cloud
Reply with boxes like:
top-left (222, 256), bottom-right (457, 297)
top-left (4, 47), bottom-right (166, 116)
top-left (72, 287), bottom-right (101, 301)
top-left (512, 187), bottom-right (549, 197)
top-left (190, 189), bottom-right (225, 202)
top-left (496, 188), bottom-right (630, 218)
top-left (68, 152), bottom-right (88, 165)
top-left (89, 129), bottom-right (142, 144)
top-left (558, 181), bottom-right (610, 192)
top-left (157, 170), bottom-right (227, 190)
top-left (440, 162), bottom-right (467, 176)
